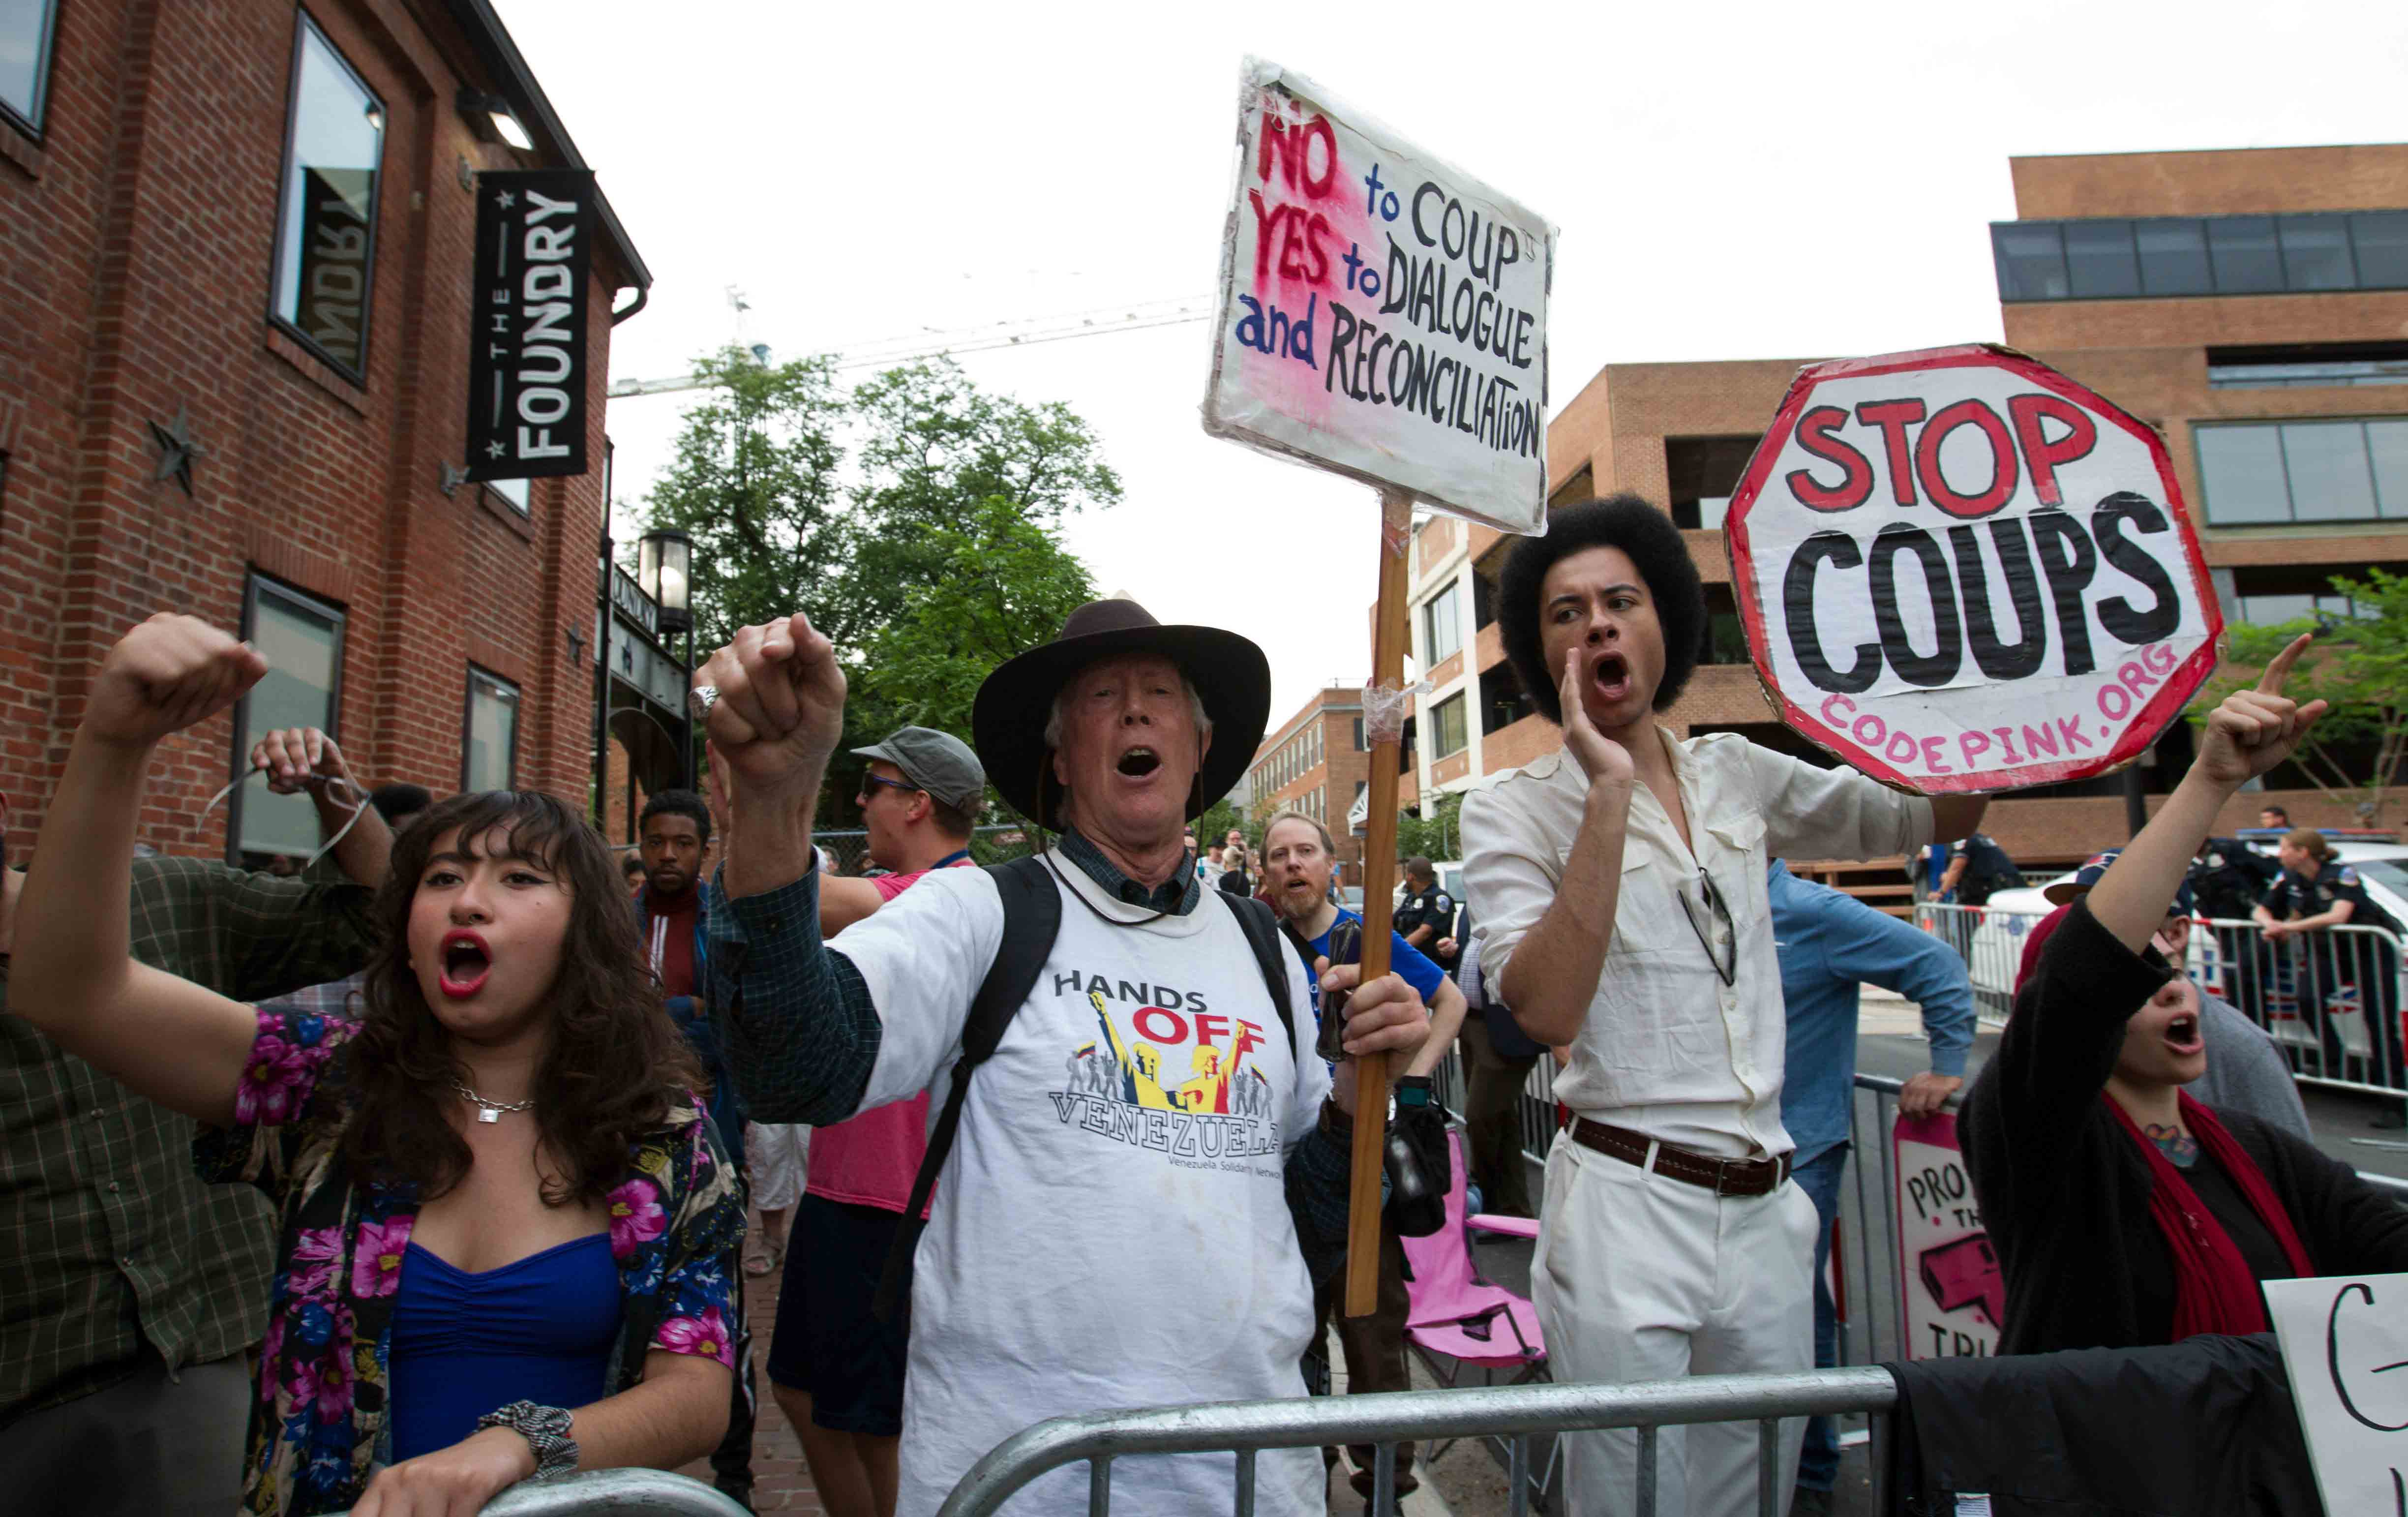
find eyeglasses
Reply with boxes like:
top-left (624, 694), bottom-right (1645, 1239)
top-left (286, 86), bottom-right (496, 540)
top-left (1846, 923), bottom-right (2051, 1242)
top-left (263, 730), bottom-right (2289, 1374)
top-left (1678, 867), bottom-right (1738, 987)
top-left (856, 774), bottom-right (922, 807)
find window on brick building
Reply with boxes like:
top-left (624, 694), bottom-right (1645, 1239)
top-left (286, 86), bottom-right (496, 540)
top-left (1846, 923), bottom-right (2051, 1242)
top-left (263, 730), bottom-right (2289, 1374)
top-left (2208, 342), bottom-right (2408, 389)
top-left (1352, 715), bottom-right (1365, 751)
top-left (271, 14), bottom-right (387, 381)
top-left (486, 478), bottom-right (531, 514)
top-left (464, 667), bottom-right (520, 791)
top-left (2195, 418), bottom-right (2408, 525)
top-left (1421, 581), bottom-right (1462, 666)
top-left (232, 577), bottom-right (345, 865)
top-left (1701, 583), bottom-right (1751, 666)
top-left (1665, 436), bottom-right (1760, 529)
top-left (1, 0), bottom-right (59, 137)
top-left (1479, 661), bottom-right (1531, 735)
top-left (1995, 212), bottom-right (2408, 303)
top-left (1432, 693), bottom-right (1467, 760)
top-left (2227, 563), bottom-right (2400, 628)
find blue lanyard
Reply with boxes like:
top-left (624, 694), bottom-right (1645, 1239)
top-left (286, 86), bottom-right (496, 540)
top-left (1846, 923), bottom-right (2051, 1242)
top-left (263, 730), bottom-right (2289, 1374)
top-left (934, 849), bottom-right (972, 869)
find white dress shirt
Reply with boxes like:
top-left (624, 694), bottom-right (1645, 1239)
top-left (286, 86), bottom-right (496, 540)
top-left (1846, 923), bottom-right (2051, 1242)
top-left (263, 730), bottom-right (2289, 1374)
top-left (1463, 729), bottom-right (1932, 1159)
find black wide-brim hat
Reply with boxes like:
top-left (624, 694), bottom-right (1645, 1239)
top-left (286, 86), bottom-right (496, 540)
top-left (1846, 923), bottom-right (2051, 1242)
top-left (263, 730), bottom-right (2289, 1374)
top-left (972, 598), bottom-right (1271, 829)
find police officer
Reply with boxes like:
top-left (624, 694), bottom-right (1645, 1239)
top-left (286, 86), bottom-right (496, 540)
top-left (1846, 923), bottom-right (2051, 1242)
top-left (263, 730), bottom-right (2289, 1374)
top-left (2189, 835), bottom-right (2282, 1022)
top-left (2190, 835), bottom-right (2280, 921)
top-left (2256, 828), bottom-right (2405, 1123)
top-left (1938, 832), bottom-right (2023, 906)
top-left (1395, 855), bottom-right (1460, 974)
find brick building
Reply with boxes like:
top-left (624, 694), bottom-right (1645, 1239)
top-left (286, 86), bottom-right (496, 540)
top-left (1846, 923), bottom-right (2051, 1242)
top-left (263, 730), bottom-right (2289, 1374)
top-left (0, 0), bottom-right (667, 864)
top-left (1396, 143), bottom-right (2408, 875)
top-left (1247, 685), bottom-right (1370, 883)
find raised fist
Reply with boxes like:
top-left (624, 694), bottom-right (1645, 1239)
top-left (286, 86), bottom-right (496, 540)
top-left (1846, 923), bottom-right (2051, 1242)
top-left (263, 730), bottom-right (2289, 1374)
top-left (694, 613), bottom-right (847, 806)
top-left (84, 615), bottom-right (267, 750)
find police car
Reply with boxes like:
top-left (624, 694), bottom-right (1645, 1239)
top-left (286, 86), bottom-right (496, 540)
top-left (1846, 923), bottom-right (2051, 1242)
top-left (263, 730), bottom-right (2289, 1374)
top-left (1955, 838), bottom-right (2408, 1028)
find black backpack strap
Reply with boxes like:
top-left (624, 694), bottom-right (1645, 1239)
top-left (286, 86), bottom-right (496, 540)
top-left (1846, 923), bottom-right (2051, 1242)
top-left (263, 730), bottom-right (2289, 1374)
top-left (873, 854), bottom-right (1061, 1321)
top-left (1276, 917), bottom-right (1321, 981)
top-left (1222, 892), bottom-right (1298, 1049)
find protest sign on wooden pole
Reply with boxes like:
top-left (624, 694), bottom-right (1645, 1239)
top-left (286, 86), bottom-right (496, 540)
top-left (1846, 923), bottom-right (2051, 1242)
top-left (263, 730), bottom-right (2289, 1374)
top-left (1204, 58), bottom-right (1555, 1314)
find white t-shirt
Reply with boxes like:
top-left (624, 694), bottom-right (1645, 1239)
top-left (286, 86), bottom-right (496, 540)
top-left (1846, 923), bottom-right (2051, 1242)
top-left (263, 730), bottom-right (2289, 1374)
top-left (831, 850), bottom-right (1332, 1517)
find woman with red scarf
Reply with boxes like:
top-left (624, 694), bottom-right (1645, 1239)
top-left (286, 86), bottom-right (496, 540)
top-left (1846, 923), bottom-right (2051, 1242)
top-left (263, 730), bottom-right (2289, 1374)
top-left (1961, 637), bottom-right (2408, 1354)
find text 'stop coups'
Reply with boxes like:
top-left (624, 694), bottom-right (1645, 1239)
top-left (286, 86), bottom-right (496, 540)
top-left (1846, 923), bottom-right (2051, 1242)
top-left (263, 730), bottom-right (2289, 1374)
top-left (1725, 344), bottom-right (2223, 795)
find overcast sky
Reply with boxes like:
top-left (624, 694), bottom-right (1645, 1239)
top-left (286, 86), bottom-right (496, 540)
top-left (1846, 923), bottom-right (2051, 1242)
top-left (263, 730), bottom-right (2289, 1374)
top-left (503, 0), bottom-right (2408, 727)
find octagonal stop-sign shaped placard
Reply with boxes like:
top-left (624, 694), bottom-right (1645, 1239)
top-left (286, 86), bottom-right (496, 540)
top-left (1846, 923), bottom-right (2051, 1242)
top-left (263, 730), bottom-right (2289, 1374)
top-left (1725, 344), bottom-right (2223, 795)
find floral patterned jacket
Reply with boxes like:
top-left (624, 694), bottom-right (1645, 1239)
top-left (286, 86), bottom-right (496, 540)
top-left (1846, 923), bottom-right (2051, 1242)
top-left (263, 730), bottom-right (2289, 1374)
top-left (197, 1006), bottom-right (746, 1517)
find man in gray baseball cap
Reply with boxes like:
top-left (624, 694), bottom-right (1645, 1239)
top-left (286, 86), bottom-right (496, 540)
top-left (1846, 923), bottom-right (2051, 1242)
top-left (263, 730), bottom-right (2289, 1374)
top-left (851, 726), bottom-right (986, 820)
top-left (816, 725), bottom-right (986, 934)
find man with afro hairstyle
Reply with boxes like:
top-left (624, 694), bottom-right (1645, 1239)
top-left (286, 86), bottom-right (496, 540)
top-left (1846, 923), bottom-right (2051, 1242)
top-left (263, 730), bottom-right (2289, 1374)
top-left (1462, 496), bottom-right (1991, 1517)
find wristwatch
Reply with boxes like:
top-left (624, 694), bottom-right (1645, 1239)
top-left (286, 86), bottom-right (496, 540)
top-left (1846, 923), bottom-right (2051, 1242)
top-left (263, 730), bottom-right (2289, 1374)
top-left (476, 1400), bottom-right (580, 1482)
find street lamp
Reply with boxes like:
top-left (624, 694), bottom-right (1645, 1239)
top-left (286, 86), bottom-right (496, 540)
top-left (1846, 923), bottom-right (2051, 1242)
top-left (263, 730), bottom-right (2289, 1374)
top-left (638, 529), bottom-right (692, 635)
top-left (456, 90), bottom-right (533, 152)
top-left (639, 528), bottom-right (696, 788)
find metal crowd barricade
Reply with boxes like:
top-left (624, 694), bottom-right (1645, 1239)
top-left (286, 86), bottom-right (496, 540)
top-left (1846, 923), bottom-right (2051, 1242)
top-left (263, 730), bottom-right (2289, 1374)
top-left (1908, 897), bottom-right (2408, 1098)
top-left (1908, 900), bottom-right (2047, 1027)
top-left (481, 1469), bottom-right (751, 1515)
top-left (933, 1367), bottom-right (1899, 1517)
top-left (2183, 915), bottom-right (2407, 1098)
top-left (924, 1042), bottom-right (2408, 1517)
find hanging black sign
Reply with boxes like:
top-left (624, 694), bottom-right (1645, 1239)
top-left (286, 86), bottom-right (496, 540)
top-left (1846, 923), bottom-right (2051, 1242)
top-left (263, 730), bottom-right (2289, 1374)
top-left (466, 168), bottom-right (596, 482)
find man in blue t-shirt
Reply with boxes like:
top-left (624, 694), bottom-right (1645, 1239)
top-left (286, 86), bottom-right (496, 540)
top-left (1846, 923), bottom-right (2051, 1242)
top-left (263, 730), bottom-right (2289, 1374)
top-left (1261, 811), bottom-right (1466, 1502)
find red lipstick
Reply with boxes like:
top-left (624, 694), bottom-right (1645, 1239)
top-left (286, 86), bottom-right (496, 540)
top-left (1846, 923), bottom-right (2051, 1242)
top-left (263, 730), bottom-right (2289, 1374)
top-left (438, 929), bottom-right (492, 1001)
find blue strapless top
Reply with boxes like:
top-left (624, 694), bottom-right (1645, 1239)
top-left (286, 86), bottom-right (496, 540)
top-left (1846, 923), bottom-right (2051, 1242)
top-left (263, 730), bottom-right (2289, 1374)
top-left (388, 1235), bottom-right (621, 1461)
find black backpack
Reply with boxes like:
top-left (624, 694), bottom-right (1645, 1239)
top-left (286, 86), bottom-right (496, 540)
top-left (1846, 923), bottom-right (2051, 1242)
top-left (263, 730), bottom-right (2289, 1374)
top-left (873, 854), bottom-right (1298, 1319)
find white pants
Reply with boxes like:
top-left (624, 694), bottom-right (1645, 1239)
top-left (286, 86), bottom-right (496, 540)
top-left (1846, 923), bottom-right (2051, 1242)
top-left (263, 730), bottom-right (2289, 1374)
top-left (1533, 1131), bottom-right (1818, 1517)
top-left (748, 1122), bottom-right (811, 1213)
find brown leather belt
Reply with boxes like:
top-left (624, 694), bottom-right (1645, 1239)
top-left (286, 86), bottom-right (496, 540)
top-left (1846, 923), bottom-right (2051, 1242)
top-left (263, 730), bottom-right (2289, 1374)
top-left (1570, 1118), bottom-right (1792, 1198)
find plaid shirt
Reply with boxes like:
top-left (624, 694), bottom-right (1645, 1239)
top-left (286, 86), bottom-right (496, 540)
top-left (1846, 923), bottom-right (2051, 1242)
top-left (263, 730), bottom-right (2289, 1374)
top-left (0, 857), bottom-right (379, 1425)
top-left (705, 832), bottom-right (1354, 1279)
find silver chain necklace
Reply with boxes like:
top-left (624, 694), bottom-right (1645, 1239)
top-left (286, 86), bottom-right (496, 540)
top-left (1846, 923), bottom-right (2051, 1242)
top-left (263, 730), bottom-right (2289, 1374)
top-left (450, 1079), bottom-right (535, 1124)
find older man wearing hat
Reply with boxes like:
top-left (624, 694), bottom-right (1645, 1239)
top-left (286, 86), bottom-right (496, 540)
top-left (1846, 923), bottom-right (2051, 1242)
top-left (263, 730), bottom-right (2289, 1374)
top-left (695, 601), bottom-right (1431, 1517)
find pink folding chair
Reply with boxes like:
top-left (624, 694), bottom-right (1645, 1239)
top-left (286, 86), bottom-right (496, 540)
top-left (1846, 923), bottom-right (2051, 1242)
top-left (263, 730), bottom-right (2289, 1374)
top-left (1400, 1127), bottom-right (1558, 1506)
top-left (1401, 1127), bottom-right (1548, 1385)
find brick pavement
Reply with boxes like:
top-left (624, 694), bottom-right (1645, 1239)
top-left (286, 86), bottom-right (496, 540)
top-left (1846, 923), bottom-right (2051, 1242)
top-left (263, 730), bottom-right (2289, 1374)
top-left (677, 1224), bottom-right (825, 1514)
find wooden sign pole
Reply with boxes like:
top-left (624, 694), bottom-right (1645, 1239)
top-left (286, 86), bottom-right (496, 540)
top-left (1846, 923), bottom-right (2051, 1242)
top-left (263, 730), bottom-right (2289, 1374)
top-left (1346, 487), bottom-right (1414, 1318)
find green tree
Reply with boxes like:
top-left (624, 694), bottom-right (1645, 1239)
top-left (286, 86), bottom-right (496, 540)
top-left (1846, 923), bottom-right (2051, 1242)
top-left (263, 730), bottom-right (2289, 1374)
top-left (2186, 568), bottom-right (2408, 824)
top-left (640, 351), bottom-right (1122, 827)
top-left (640, 347), bottom-right (849, 649)
top-left (1194, 797), bottom-right (1260, 855)
top-left (851, 496), bottom-right (1096, 761)
top-left (1394, 791), bottom-right (1465, 861)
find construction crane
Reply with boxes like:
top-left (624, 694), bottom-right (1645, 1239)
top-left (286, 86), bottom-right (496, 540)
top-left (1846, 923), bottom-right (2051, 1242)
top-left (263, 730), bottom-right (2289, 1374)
top-left (607, 293), bottom-right (1215, 400)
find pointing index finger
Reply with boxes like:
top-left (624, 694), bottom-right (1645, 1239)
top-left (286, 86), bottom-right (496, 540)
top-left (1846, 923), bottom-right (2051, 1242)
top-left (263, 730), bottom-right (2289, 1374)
top-left (2257, 632), bottom-right (2313, 695)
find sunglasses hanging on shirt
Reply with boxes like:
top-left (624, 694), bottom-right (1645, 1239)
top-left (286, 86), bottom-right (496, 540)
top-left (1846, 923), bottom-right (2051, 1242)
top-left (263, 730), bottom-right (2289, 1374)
top-left (1678, 866), bottom-right (1738, 987)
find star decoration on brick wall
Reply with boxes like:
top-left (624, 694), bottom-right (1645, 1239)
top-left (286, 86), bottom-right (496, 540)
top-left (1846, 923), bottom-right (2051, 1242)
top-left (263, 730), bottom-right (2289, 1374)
top-left (147, 407), bottom-right (204, 496)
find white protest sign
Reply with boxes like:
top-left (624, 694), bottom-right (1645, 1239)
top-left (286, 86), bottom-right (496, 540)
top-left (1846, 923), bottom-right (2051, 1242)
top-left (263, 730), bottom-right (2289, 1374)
top-left (1202, 58), bottom-right (1556, 534)
top-left (1725, 344), bottom-right (2223, 795)
top-left (1894, 1111), bottom-right (1999, 1360)
top-left (2264, 1273), bottom-right (2408, 1514)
